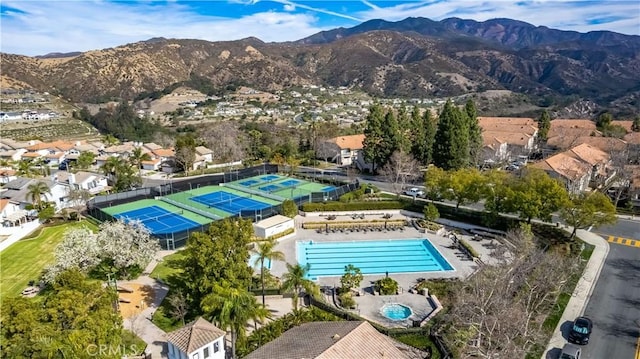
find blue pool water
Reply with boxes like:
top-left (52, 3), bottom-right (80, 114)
top-left (297, 239), bottom-right (453, 279)
top-left (381, 303), bottom-right (412, 320)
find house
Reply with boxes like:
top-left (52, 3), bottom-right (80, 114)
top-left (0, 169), bottom-right (18, 184)
top-left (0, 111), bottom-right (24, 122)
top-left (55, 171), bottom-right (109, 195)
top-left (244, 321), bottom-right (426, 359)
top-left (166, 317), bottom-right (226, 359)
top-left (316, 134), bottom-right (365, 166)
top-left (626, 166), bottom-right (640, 208)
top-left (0, 177), bottom-right (68, 211)
top-left (195, 146), bottom-right (213, 163)
top-left (0, 199), bottom-right (27, 227)
top-left (141, 158), bottom-right (162, 171)
top-left (0, 148), bottom-right (27, 162)
top-left (531, 153), bottom-right (592, 193)
top-left (477, 117), bottom-right (539, 161)
top-left (547, 119), bottom-right (599, 149)
top-left (547, 136), bottom-right (628, 153)
top-left (563, 143), bottom-right (615, 188)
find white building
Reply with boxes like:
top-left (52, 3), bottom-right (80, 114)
top-left (166, 317), bottom-right (226, 359)
top-left (253, 215), bottom-right (295, 238)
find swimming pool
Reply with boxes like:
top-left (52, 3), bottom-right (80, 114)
top-left (249, 254), bottom-right (272, 270)
top-left (297, 239), bottom-right (454, 279)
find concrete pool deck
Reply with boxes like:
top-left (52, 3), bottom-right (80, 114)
top-left (270, 212), bottom-right (500, 295)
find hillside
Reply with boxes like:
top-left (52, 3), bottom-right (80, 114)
top-left (1, 17), bottom-right (639, 113)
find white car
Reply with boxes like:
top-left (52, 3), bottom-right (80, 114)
top-left (403, 187), bottom-right (424, 197)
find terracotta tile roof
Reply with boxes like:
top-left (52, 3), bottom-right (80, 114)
top-left (22, 152), bottom-right (42, 158)
top-left (478, 122), bottom-right (538, 136)
top-left (478, 117), bottom-right (537, 126)
top-left (547, 136), bottom-right (628, 152)
top-left (46, 152), bottom-right (65, 159)
top-left (244, 321), bottom-right (422, 359)
top-left (104, 144), bottom-right (136, 153)
top-left (166, 317), bottom-right (225, 355)
top-left (482, 131), bottom-right (532, 146)
top-left (0, 199), bottom-right (9, 212)
top-left (0, 169), bottom-right (16, 176)
top-left (626, 165), bottom-right (640, 190)
top-left (330, 134), bottom-right (365, 150)
top-left (565, 143), bottom-right (609, 166)
top-left (153, 148), bottom-right (175, 157)
top-left (26, 140), bottom-right (74, 151)
top-left (142, 158), bottom-right (162, 165)
top-left (550, 119), bottom-right (597, 130)
top-left (143, 142), bottom-right (163, 151)
top-left (532, 153), bottom-right (591, 181)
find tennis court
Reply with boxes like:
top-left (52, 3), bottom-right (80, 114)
top-left (114, 206), bottom-right (201, 235)
top-left (228, 175), bottom-right (337, 200)
top-left (191, 191), bottom-right (271, 215)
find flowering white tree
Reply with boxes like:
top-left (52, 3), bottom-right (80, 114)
top-left (43, 226), bottom-right (100, 283)
top-left (96, 220), bottom-right (160, 273)
top-left (43, 220), bottom-right (160, 283)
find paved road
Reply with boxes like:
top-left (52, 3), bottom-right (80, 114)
top-left (581, 241), bottom-right (640, 359)
top-left (595, 217), bottom-right (640, 242)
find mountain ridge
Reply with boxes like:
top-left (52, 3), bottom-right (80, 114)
top-left (2, 17), bottom-right (638, 113)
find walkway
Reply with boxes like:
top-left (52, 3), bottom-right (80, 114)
top-left (542, 227), bottom-right (609, 359)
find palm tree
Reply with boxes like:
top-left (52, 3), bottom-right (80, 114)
top-left (281, 263), bottom-right (318, 311)
top-left (129, 147), bottom-right (151, 179)
top-left (202, 284), bottom-right (270, 359)
top-left (251, 239), bottom-right (285, 306)
top-left (103, 134), bottom-right (119, 146)
top-left (26, 181), bottom-right (51, 210)
top-left (102, 156), bottom-right (125, 183)
top-left (16, 160), bottom-right (36, 178)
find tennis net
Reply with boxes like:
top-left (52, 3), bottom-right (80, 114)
top-left (159, 197), bottom-right (222, 220)
top-left (222, 183), bottom-right (286, 202)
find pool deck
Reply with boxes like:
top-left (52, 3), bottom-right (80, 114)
top-left (269, 211), bottom-right (502, 329)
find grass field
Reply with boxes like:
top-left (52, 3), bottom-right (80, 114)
top-left (0, 220), bottom-right (97, 301)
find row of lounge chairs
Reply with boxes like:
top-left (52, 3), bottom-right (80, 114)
top-left (316, 225), bottom-right (406, 234)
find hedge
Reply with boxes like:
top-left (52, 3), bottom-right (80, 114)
top-left (459, 239), bottom-right (480, 259)
top-left (302, 201), bottom-right (404, 212)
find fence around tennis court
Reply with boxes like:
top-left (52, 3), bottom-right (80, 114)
top-left (87, 164), bottom-right (359, 248)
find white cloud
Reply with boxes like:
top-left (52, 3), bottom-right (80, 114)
top-left (283, 3), bottom-right (296, 11)
top-left (355, 0), bottom-right (640, 35)
top-left (0, 0), bottom-right (330, 56)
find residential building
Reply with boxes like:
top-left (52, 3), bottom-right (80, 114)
top-left (0, 198), bottom-right (26, 227)
top-left (546, 119), bottom-right (599, 149)
top-left (316, 134), bottom-right (365, 166)
top-left (546, 136), bottom-right (627, 153)
top-left (0, 169), bottom-right (18, 184)
top-left (0, 177), bottom-right (68, 211)
top-left (244, 321), bottom-right (426, 359)
top-left (477, 117), bottom-right (539, 162)
top-left (195, 146), bottom-right (213, 163)
top-left (563, 143), bottom-right (615, 188)
top-left (55, 171), bottom-right (109, 195)
top-left (531, 153), bottom-right (592, 193)
top-left (166, 317), bottom-right (226, 359)
top-left (627, 166), bottom-right (640, 208)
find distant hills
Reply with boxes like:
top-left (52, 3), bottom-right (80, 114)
top-left (2, 17), bottom-right (639, 114)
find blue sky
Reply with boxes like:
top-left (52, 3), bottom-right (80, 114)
top-left (1, 1), bottom-right (638, 56)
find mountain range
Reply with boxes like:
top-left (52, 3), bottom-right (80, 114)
top-left (2, 17), bottom-right (639, 113)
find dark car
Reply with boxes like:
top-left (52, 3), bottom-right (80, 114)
top-left (568, 317), bottom-right (593, 345)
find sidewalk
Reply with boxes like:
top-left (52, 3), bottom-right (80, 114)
top-left (541, 227), bottom-right (609, 359)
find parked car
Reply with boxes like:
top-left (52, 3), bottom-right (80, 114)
top-left (568, 316), bottom-right (593, 345)
top-left (403, 187), bottom-right (424, 197)
top-left (560, 343), bottom-right (582, 359)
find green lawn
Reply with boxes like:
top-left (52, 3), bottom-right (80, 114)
top-left (150, 251), bottom-right (185, 282)
top-left (0, 220), bottom-right (97, 301)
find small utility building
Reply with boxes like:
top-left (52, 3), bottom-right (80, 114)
top-left (166, 317), bottom-right (226, 359)
top-left (253, 215), bottom-right (294, 239)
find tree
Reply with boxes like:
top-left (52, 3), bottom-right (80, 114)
top-left (15, 159), bottom-right (37, 178)
top-left (340, 264), bottom-right (363, 292)
top-left (169, 289), bottom-right (189, 326)
top-left (560, 192), bottom-right (617, 239)
top-left (202, 283), bottom-right (269, 359)
top-left (362, 103), bottom-right (386, 172)
top-left (76, 151), bottom-right (96, 169)
top-left (251, 239), bottom-right (285, 306)
top-left (281, 263), bottom-right (317, 311)
top-left (505, 169), bottom-right (570, 223)
top-left (26, 181), bottom-right (51, 210)
top-left (433, 100), bottom-right (470, 170)
top-left (379, 109), bottom-right (402, 167)
top-left (182, 218), bottom-right (254, 309)
top-left (632, 115), bottom-right (640, 132)
top-left (66, 187), bottom-right (92, 208)
top-left (596, 112), bottom-right (613, 130)
top-left (375, 277), bottom-right (398, 295)
top-left (280, 199), bottom-right (298, 218)
top-left (481, 169), bottom-right (513, 216)
top-left (96, 220), bottom-right (160, 278)
top-left (379, 150), bottom-right (420, 195)
top-left (537, 110), bottom-right (551, 142)
top-left (2, 269), bottom-right (123, 359)
top-left (175, 133), bottom-right (197, 175)
top-left (102, 155), bottom-right (137, 191)
top-left (424, 166), bottom-right (448, 201)
top-left (129, 147), bottom-right (151, 179)
top-left (423, 203), bottom-right (440, 221)
top-left (396, 105), bottom-right (412, 153)
top-left (441, 168), bottom-right (485, 209)
top-left (465, 99), bottom-right (483, 167)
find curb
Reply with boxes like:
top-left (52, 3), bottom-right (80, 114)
top-left (578, 229), bottom-right (610, 315)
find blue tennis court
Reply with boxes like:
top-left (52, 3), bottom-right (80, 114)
top-left (190, 191), bottom-right (272, 215)
top-left (239, 179), bottom-right (260, 187)
top-left (259, 184), bottom-right (281, 192)
top-left (113, 205), bottom-right (200, 235)
top-left (260, 175), bottom-right (280, 181)
top-left (279, 179), bottom-right (301, 188)
top-left (322, 186), bottom-right (336, 192)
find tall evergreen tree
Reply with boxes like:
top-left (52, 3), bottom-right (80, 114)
top-left (396, 105), bottom-right (412, 153)
top-left (411, 107), bottom-right (437, 165)
top-left (433, 100), bottom-right (470, 170)
top-left (379, 109), bottom-right (401, 168)
top-left (537, 110), bottom-right (551, 141)
top-left (362, 103), bottom-right (386, 172)
top-left (465, 99), bottom-right (482, 167)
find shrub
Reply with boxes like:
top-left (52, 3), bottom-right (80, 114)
top-left (458, 239), bottom-right (479, 258)
top-left (423, 203), bottom-right (440, 221)
top-left (280, 199), bottom-right (298, 218)
top-left (302, 201), bottom-right (404, 212)
top-left (375, 277), bottom-right (399, 295)
top-left (266, 227), bottom-right (295, 240)
top-left (338, 292), bottom-right (356, 309)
